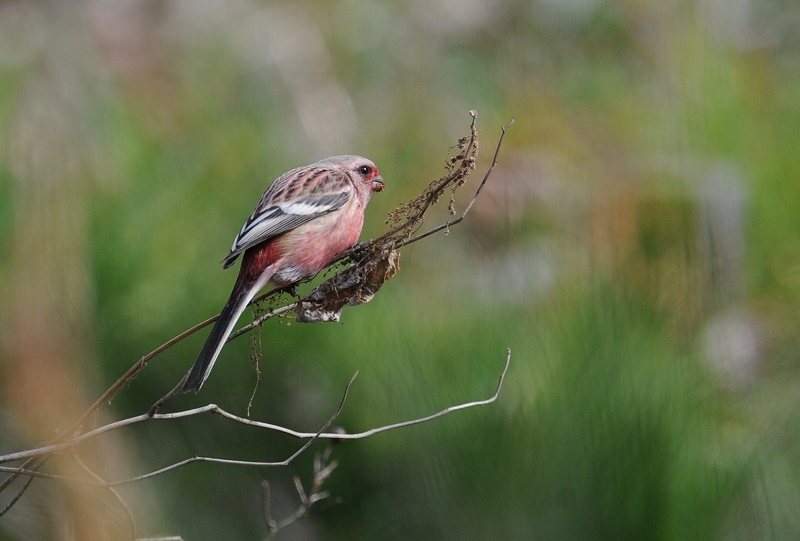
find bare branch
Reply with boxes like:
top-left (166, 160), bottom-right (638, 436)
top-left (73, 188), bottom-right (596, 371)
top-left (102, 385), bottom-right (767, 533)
top-left (0, 351), bottom-right (510, 484)
top-left (0, 372), bottom-right (356, 486)
top-left (113, 369), bottom-right (356, 487)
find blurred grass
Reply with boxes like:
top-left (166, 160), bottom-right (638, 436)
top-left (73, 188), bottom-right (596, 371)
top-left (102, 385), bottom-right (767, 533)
top-left (2, 1), bottom-right (800, 540)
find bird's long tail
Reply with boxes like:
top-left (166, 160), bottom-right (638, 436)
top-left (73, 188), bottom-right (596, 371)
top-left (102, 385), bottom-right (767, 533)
top-left (182, 273), bottom-right (264, 393)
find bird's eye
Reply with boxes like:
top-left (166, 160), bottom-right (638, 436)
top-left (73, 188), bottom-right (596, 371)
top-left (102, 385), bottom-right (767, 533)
top-left (359, 165), bottom-right (371, 175)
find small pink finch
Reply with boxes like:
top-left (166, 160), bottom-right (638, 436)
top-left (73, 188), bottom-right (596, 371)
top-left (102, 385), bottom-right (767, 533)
top-left (183, 155), bottom-right (385, 392)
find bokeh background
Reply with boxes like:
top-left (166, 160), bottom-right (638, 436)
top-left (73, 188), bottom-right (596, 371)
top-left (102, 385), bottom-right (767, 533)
top-left (1, 0), bottom-right (800, 539)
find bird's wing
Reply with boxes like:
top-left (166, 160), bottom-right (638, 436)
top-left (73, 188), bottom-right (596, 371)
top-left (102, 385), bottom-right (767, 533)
top-left (222, 167), bottom-right (354, 268)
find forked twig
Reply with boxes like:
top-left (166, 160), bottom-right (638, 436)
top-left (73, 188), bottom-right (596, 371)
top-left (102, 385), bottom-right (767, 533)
top-left (261, 446), bottom-right (339, 537)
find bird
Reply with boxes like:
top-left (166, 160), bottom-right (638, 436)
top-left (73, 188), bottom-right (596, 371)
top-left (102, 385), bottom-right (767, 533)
top-left (182, 155), bottom-right (385, 392)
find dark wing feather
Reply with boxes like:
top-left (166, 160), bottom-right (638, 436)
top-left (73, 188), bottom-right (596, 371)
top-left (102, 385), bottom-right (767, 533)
top-left (222, 168), bottom-right (353, 268)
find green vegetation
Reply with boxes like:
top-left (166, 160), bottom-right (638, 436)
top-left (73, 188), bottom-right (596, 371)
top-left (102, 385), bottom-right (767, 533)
top-left (1, 1), bottom-right (800, 539)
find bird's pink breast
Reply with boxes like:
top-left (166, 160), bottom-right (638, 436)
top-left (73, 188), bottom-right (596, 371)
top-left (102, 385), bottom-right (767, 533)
top-left (270, 198), bottom-right (365, 286)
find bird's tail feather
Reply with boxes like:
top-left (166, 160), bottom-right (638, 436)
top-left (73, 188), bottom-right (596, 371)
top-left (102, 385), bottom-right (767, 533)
top-left (182, 276), bottom-right (262, 393)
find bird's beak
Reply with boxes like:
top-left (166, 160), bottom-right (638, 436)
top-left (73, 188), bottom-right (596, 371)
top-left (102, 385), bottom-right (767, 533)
top-left (372, 176), bottom-right (385, 192)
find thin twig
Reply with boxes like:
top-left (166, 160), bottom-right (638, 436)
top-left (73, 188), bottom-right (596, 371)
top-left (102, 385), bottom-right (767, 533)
top-left (246, 302), bottom-right (266, 417)
top-left (371, 110), bottom-right (479, 245)
top-left (70, 453), bottom-right (137, 540)
top-left (0, 474), bottom-right (34, 516)
top-left (263, 446), bottom-right (339, 537)
top-left (261, 480), bottom-right (275, 531)
top-left (0, 467), bottom-right (96, 483)
top-left (398, 119), bottom-right (513, 248)
top-left (230, 303), bottom-right (297, 341)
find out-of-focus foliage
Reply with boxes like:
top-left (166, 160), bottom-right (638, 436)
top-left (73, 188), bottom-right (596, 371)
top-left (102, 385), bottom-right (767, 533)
top-left (1, 0), bottom-right (800, 539)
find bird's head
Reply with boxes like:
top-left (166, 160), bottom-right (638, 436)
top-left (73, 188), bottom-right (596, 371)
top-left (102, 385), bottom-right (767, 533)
top-left (326, 155), bottom-right (385, 194)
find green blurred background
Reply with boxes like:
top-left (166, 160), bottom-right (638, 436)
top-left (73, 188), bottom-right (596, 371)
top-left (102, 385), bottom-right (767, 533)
top-left (2, 0), bottom-right (800, 539)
